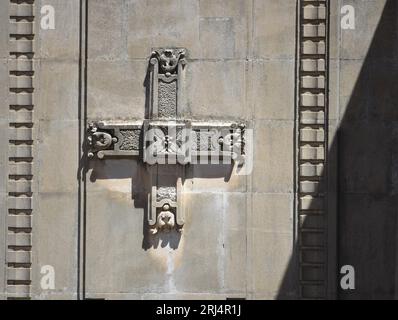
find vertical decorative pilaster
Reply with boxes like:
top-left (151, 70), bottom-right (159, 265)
top-left (296, 0), bottom-right (330, 299)
top-left (6, 0), bottom-right (35, 300)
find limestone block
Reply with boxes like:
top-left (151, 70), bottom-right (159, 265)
top-left (173, 193), bottom-right (224, 293)
top-left (223, 193), bottom-right (247, 292)
top-left (253, 0), bottom-right (296, 59)
top-left (252, 60), bottom-right (295, 120)
top-left (251, 232), bottom-right (294, 298)
top-left (0, 3), bottom-right (8, 60)
top-left (187, 60), bottom-right (247, 119)
top-left (199, 0), bottom-right (249, 59)
top-left (36, 61), bottom-right (79, 121)
top-left (338, 193), bottom-right (397, 299)
top-left (87, 60), bottom-right (147, 121)
top-left (328, 0), bottom-right (340, 60)
top-left (187, 164), bottom-right (247, 193)
top-left (127, 0), bottom-right (200, 59)
top-left (340, 0), bottom-right (388, 60)
top-left (339, 122), bottom-right (391, 194)
top-left (88, 0), bottom-right (127, 60)
top-left (31, 192), bottom-right (78, 300)
top-left (37, 120), bottom-right (79, 193)
top-left (328, 59), bottom-right (339, 121)
top-left (84, 189), bottom-right (174, 295)
top-left (0, 193), bottom-right (5, 296)
top-left (199, 18), bottom-right (235, 59)
top-left (36, 0), bottom-right (80, 60)
top-left (0, 61), bottom-right (8, 119)
top-left (252, 193), bottom-right (293, 234)
top-left (252, 120), bottom-right (294, 193)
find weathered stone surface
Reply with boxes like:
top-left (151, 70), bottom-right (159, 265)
top-left (88, 0), bottom-right (128, 60)
top-left (340, 0), bottom-right (388, 60)
top-left (37, 120), bottom-right (79, 193)
top-left (37, 61), bottom-right (79, 121)
top-left (36, 0), bottom-right (80, 61)
top-left (87, 60), bottom-right (147, 120)
top-left (252, 120), bottom-right (294, 193)
top-left (31, 192), bottom-right (78, 300)
top-left (0, 0), bottom-right (395, 301)
top-left (127, 0), bottom-right (200, 59)
top-left (187, 61), bottom-right (247, 119)
top-left (251, 232), bottom-right (294, 299)
top-left (253, 0), bottom-right (296, 59)
top-left (252, 60), bottom-right (295, 120)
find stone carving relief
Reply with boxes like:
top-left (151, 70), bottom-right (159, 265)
top-left (86, 48), bottom-right (247, 235)
top-left (152, 48), bottom-right (186, 75)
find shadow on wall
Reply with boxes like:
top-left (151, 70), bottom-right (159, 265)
top-left (278, 0), bottom-right (398, 299)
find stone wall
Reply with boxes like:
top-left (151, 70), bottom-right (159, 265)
top-left (0, 0), bottom-right (396, 300)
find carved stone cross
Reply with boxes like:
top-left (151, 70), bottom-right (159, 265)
top-left (86, 48), bottom-right (246, 235)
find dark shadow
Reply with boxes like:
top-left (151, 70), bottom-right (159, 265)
top-left (278, 0), bottom-right (398, 299)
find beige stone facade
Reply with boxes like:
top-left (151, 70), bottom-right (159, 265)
top-left (0, 0), bottom-right (397, 300)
